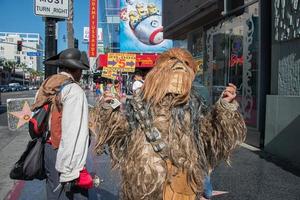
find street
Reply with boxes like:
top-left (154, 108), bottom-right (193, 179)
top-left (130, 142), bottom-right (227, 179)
top-left (0, 90), bottom-right (300, 200)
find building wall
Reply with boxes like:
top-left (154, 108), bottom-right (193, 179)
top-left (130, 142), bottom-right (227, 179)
top-left (99, 0), bottom-right (120, 53)
top-left (163, 0), bottom-right (223, 39)
top-left (163, 0), bottom-right (300, 167)
top-left (264, 95), bottom-right (300, 168)
top-left (264, 0), bottom-right (300, 167)
top-left (0, 32), bottom-right (43, 71)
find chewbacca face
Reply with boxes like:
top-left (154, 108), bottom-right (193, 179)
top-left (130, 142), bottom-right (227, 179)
top-left (141, 48), bottom-right (197, 105)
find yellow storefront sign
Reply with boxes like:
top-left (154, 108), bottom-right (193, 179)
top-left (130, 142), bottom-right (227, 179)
top-left (101, 67), bottom-right (118, 80)
top-left (107, 53), bottom-right (136, 72)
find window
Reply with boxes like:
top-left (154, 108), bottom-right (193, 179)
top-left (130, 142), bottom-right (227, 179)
top-left (205, 2), bottom-right (260, 129)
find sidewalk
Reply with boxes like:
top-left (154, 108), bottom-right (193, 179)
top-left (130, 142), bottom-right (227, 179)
top-left (1, 91), bottom-right (300, 199)
top-left (3, 141), bottom-right (300, 200)
top-left (3, 137), bottom-right (120, 200)
top-left (211, 145), bottom-right (300, 199)
top-left (0, 126), bottom-right (29, 199)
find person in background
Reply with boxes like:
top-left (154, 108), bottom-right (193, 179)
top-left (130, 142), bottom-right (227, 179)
top-left (32, 48), bottom-right (91, 199)
top-left (132, 71), bottom-right (144, 94)
top-left (95, 82), bottom-right (101, 96)
top-left (99, 83), bottom-right (104, 95)
top-left (113, 80), bottom-right (121, 97)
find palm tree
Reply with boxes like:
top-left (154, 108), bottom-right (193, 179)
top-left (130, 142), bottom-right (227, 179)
top-left (67, 0), bottom-right (74, 48)
top-left (0, 58), bottom-right (5, 67)
top-left (3, 60), bottom-right (17, 82)
top-left (3, 60), bottom-right (16, 72)
top-left (17, 63), bottom-right (27, 85)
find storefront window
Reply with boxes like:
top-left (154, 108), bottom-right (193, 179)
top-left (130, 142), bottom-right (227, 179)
top-left (189, 30), bottom-right (205, 81)
top-left (204, 2), bottom-right (259, 129)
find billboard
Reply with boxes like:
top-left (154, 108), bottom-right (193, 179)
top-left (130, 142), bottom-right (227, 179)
top-left (119, 0), bottom-right (172, 53)
top-left (89, 0), bottom-right (98, 57)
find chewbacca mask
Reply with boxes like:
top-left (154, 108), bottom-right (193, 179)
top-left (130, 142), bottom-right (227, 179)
top-left (93, 48), bottom-right (246, 200)
top-left (142, 48), bottom-right (197, 105)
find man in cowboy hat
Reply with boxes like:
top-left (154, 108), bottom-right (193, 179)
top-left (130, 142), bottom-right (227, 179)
top-left (32, 48), bottom-right (91, 199)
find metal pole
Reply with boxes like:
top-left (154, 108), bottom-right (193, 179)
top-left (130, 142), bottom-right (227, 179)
top-left (44, 17), bottom-right (58, 78)
top-left (67, 0), bottom-right (74, 48)
top-left (222, 0), bottom-right (228, 16)
top-left (23, 68), bottom-right (25, 86)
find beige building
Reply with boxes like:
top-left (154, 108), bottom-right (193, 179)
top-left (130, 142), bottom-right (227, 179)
top-left (0, 32), bottom-right (43, 72)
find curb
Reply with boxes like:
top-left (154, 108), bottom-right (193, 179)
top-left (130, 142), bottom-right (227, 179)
top-left (4, 180), bottom-right (25, 200)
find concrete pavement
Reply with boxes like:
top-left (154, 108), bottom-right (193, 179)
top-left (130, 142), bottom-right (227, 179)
top-left (0, 127), bottom-right (29, 199)
top-left (3, 142), bottom-right (300, 200)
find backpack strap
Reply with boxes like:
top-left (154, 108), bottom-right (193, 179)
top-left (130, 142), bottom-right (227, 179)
top-left (57, 79), bottom-right (75, 95)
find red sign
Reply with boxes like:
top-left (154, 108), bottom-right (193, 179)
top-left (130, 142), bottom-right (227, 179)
top-left (98, 54), bottom-right (159, 69)
top-left (89, 0), bottom-right (98, 57)
top-left (230, 54), bottom-right (243, 67)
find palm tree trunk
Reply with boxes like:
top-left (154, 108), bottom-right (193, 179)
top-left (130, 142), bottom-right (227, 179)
top-left (67, 0), bottom-right (74, 48)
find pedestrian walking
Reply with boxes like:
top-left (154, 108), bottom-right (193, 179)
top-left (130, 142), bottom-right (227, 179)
top-left (95, 82), bottom-right (101, 96)
top-left (32, 48), bottom-right (91, 199)
top-left (132, 71), bottom-right (144, 94)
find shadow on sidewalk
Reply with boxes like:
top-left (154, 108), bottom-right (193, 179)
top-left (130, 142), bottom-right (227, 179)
top-left (253, 150), bottom-right (300, 177)
top-left (89, 188), bottom-right (119, 200)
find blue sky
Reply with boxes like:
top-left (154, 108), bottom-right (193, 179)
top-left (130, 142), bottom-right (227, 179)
top-left (0, 0), bottom-right (89, 52)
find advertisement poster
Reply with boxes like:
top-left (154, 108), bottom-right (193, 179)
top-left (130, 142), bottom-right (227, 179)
top-left (119, 0), bottom-right (173, 53)
top-left (101, 67), bottom-right (118, 80)
top-left (107, 53), bottom-right (136, 72)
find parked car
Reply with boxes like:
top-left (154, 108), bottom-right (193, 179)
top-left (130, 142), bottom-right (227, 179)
top-left (22, 85), bottom-right (29, 90)
top-left (9, 83), bottom-right (21, 92)
top-left (0, 85), bottom-right (9, 92)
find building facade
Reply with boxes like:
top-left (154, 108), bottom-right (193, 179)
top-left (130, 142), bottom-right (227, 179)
top-left (163, 0), bottom-right (300, 168)
top-left (0, 32), bottom-right (43, 72)
top-left (99, 0), bottom-right (120, 53)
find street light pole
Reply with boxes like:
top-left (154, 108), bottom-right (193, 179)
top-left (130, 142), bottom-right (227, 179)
top-left (67, 0), bottom-right (74, 48)
top-left (44, 17), bottom-right (58, 78)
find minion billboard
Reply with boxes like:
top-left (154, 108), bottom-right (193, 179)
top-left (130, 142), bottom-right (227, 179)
top-left (119, 0), bottom-right (173, 53)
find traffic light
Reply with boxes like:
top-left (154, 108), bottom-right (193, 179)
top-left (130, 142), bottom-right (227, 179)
top-left (17, 41), bottom-right (22, 51)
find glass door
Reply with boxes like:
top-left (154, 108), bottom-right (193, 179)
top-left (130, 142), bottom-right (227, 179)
top-left (204, 2), bottom-right (260, 146)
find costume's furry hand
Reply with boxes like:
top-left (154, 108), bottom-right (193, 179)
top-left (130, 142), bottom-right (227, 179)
top-left (222, 83), bottom-right (237, 103)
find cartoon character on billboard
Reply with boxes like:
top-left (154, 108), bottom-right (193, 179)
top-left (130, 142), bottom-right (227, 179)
top-left (121, 2), bottom-right (164, 45)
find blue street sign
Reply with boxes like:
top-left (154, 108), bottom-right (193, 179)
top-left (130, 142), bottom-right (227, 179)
top-left (26, 52), bottom-right (43, 56)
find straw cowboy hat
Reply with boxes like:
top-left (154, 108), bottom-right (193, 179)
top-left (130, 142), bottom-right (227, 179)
top-left (44, 48), bottom-right (89, 70)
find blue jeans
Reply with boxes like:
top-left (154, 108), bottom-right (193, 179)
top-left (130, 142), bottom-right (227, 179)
top-left (44, 143), bottom-right (88, 200)
top-left (203, 175), bottom-right (213, 199)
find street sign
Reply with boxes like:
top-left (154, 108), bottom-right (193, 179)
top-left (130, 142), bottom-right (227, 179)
top-left (27, 52), bottom-right (43, 57)
top-left (107, 53), bottom-right (136, 72)
top-left (34, 0), bottom-right (69, 19)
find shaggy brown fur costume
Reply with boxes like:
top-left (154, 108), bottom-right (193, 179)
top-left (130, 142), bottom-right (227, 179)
top-left (93, 48), bottom-right (246, 200)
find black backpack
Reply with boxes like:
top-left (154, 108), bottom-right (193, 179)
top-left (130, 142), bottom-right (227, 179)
top-left (28, 79), bottom-right (74, 139)
top-left (10, 79), bottom-right (74, 180)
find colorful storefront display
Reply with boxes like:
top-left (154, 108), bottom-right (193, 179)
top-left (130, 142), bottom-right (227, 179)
top-left (107, 53), bottom-right (136, 72)
top-left (99, 53), bottom-right (159, 69)
top-left (99, 53), bottom-right (159, 80)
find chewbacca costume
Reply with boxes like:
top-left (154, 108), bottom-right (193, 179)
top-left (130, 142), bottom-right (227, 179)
top-left (93, 48), bottom-right (246, 200)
